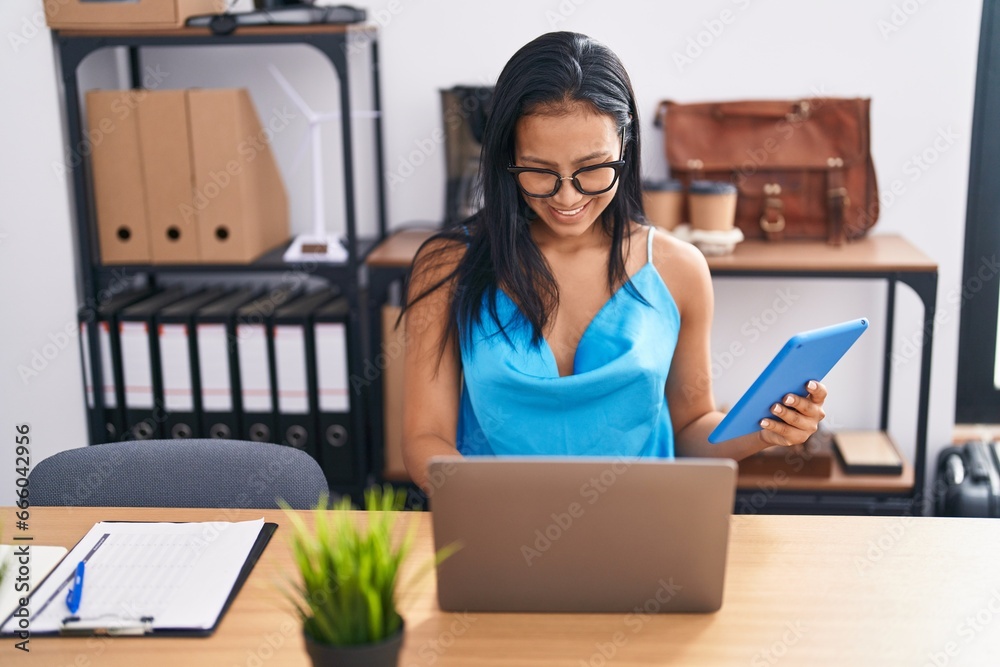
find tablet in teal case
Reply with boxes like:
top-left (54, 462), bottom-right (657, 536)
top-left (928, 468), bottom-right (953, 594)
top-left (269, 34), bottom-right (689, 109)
top-left (708, 318), bottom-right (869, 444)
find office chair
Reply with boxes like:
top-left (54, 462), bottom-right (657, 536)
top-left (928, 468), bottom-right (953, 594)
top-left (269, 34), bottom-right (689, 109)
top-left (29, 439), bottom-right (330, 509)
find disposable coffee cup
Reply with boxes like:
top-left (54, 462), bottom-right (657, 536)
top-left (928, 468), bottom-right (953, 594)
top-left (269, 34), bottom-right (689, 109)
top-left (689, 180), bottom-right (738, 232)
top-left (642, 179), bottom-right (684, 231)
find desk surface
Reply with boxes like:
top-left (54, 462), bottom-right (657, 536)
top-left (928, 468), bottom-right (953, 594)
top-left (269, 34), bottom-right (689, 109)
top-left (366, 230), bottom-right (938, 273)
top-left (4, 507), bottom-right (998, 666)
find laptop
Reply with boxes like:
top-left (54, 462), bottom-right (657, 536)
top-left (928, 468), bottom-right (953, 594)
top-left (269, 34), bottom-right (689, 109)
top-left (428, 456), bottom-right (737, 613)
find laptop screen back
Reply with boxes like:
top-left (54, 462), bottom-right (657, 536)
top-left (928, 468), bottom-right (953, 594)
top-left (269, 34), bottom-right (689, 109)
top-left (428, 457), bottom-right (737, 613)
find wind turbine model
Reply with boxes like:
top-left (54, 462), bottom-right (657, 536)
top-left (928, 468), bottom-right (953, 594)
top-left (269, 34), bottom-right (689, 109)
top-left (269, 64), bottom-right (375, 262)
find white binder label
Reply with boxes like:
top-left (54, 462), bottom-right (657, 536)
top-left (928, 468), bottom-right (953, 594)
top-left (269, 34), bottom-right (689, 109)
top-left (237, 324), bottom-right (272, 412)
top-left (274, 325), bottom-right (309, 414)
top-left (159, 324), bottom-right (194, 412)
top-left (120, 321), bottom-right (153, 409)
top-left (197, 324), bottom-right (232, 412)
top-left (99, 322), bottom-right (116, 408)
top-left (79, 322), bottom-right (94, 409)
top-left (316, 323), bottom-right (349, 412)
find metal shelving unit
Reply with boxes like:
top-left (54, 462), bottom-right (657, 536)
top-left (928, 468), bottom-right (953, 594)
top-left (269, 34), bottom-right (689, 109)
top-left (55, 24), bottom-right (388, 496)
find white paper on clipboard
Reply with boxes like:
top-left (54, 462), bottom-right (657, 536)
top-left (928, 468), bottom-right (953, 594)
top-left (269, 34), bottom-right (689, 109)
top-left (0, 519), bottom-right (265, 636)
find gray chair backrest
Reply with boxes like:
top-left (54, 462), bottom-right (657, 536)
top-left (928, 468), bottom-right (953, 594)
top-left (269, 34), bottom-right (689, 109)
top-left (29, 439), bottom-right (329, 509)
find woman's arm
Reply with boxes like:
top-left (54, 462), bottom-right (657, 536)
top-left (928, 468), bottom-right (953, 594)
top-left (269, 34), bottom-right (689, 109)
top-left (401, 240), bottom-right (465, 493)
top-left (672, 383), bottom-right (828, 459)
top-left (654, 231), bottom-right (827, 460)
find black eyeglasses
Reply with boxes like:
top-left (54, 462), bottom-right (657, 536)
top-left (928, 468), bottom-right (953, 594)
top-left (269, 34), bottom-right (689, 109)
top-left (507, 127), bottom-right (626, 198)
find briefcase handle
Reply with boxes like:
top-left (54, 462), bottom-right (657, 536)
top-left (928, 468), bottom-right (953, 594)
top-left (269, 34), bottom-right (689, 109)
top-left (657, 99), bottom-right (813, 125)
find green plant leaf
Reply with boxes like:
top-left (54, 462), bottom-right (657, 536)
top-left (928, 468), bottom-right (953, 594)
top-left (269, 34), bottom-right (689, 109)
top-left (280, 485), bottom-right (459, 647)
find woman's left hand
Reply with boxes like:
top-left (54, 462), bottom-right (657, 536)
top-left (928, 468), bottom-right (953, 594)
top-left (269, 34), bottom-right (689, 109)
top-left (758, 380), bottom-right (827, 447)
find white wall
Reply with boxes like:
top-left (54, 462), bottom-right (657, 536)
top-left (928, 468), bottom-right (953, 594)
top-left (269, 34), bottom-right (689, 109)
top-left (1, 1), bottom-right (89, 506)
top-left (0, 0), bottom-right (982, 503)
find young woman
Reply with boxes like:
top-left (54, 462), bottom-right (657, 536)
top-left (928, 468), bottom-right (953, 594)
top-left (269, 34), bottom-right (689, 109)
top-left (401, 32), bottom-right (827, 492)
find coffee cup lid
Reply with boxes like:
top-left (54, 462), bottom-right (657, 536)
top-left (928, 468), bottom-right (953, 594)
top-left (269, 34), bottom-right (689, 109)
top-left (689, 180), bottom-right (738, 195)
top-left (642, 179), bottom-right (684, 193)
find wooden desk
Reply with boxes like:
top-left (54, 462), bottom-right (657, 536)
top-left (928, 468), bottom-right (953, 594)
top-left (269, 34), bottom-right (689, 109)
top-left (705, 234), bottom-right (936, 273)
top-left (5, 507), bottom-right (997, 666)
top-left (365, 227), bottom-right (438, 268)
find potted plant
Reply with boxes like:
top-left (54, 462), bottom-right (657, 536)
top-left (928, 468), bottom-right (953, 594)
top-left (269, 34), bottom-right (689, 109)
top-left (282, 485), bottom-right (455, 667)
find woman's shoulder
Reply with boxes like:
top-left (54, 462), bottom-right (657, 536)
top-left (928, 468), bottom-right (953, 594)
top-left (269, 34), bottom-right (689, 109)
top-left (646, 226), bottom-right (710, 277)
top-left (645, 225), bottom-right (713, 311)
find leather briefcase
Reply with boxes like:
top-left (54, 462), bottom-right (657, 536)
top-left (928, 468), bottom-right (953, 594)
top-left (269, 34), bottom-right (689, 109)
top-left (657, 98), bottom-right (879, 245)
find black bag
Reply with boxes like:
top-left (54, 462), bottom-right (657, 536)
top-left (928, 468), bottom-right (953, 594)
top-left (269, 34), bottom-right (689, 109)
top-left (934, 441), bottom-right (1000, 517)
top-left (440, 86), bottom-right (493, 224)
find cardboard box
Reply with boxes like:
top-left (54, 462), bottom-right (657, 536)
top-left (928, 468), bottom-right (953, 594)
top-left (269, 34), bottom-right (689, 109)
top-left (86, 90), bottom-right (152, 264)
top-left (187, 89), bottom-right (290, 264)
top-left (45, 0), bottom-right (225, 31)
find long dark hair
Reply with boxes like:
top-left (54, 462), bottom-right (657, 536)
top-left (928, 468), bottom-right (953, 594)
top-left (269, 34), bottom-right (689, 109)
top-left (403, 32), bottom-right (645, 361)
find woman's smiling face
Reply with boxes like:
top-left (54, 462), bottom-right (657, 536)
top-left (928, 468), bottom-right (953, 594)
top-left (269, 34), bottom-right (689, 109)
top-left (512, 103), bottom-right (623, 239)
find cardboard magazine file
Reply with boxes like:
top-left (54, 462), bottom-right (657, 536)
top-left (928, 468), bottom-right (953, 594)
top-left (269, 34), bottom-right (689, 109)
top-left (187, 89), bottom-right (290, 264)
top-left (136, 90), bottom-right (200, 264)
top-left (86, 90), bottom-right (152, 264)
top-left (44, 0), bottom-right (225, 31)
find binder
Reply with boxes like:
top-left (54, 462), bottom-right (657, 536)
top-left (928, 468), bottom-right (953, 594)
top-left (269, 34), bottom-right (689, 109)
top-left (118, 288), bottom-right (187, 440)
top-left (0, 519), bottom-right (276, 638)
top-left (272, 290), bottom-right (339, 457)
top-left (78, 307), bottom-right (97, 441)
top-left (313, 296), bottom-right (356, 485)
top-left (234, 287), bottom-right (300, 442)
top-left (155, 288), bottom-right (230, 439)
top-left (81, 288), bottom-right (154, 443)
top-left (194, 288), bottom-right (260, 439)
top-left (85, 90), bottom-right (152, 264)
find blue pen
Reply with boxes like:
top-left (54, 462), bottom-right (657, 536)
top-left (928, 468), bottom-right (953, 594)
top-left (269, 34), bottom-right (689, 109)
top-left (66, 561), bottom-right (85, 614)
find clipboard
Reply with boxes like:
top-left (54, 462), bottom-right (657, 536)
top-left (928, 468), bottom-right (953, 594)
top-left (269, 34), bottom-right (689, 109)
top-left (0, 520), bottom-right (276, 637)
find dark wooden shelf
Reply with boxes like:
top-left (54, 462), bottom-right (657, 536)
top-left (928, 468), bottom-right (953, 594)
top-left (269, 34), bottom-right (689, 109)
top-left (94, 236), bottom-right (380, 276)
top-left (705, 234), bottom-right (937, 274)
top-left (737, 430), bottom-right (914, 494)
top-left (56, 23), bottom-right (372, 39)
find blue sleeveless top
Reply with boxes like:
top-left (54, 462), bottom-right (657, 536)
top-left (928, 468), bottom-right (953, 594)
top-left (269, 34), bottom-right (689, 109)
top-left (457, 225), bottom-right (680, 458)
